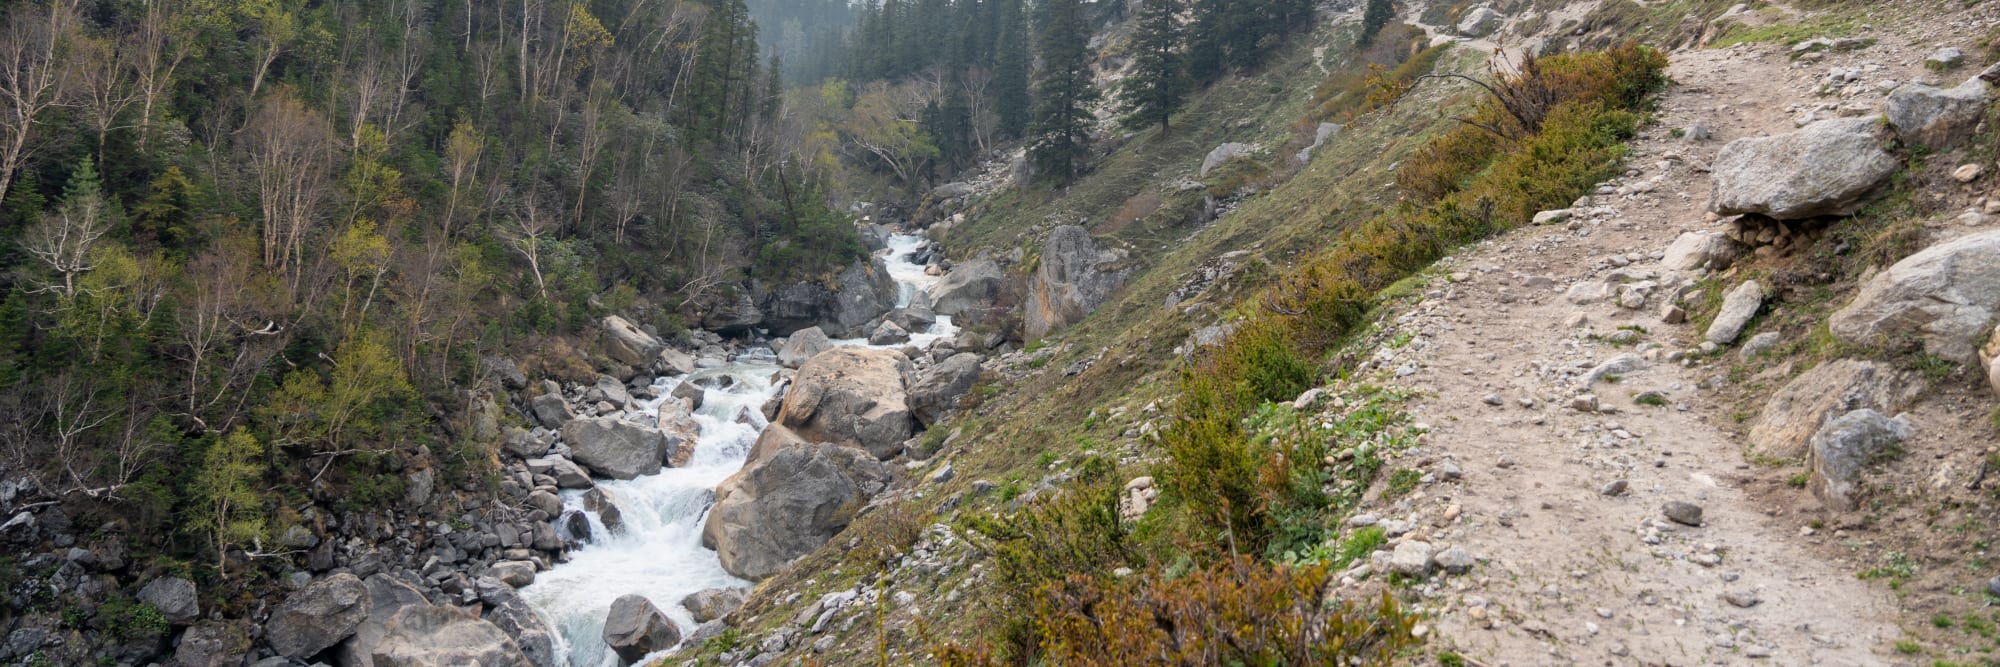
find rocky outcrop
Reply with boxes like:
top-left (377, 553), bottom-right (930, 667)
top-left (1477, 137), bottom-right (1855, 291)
top-left (1456, 6), bottom-right (1503, 36)
top-left (777, 326), bottom-right (834, 368)
top-left (761, 259), bottom-right (900, 338)
top-left (1200, 143), bottom-right (1254, 177)
top-left (601, 594), bottom-right (681, 663)
top-left (1026, 226), bottom-right (1138, 340)
top-left (1748, 360), bottom-right (1913, 460)
top-left (1807, 409), bottom-right (1913, 511)
top-left (561, 418), bottom-right (667, 480)
top-left (776, 347), bottom-right (916, 460)
top-left (700, 290), bottom-right (765, 335)
top-left (1885, 80), bottom-right (1990, 150)
top-left (909, 353), bottom-right (983, 427)
top-left (701, 441), bottom-right (891, 580)
top-left (137, 576), bottom-right (198, 625)
top-left (931, 258), bottom-right (1005, 317)
top-left (600, 316), bottom-right (665, 368)
top-left (369, 606), bottom-right (532, 667)
top-left (266, 573), bottom-right (369, 659)
top-left (1709, 118), bottom-right (1898, 220)
top-left (1830, 230), bottom-right (2000, 362)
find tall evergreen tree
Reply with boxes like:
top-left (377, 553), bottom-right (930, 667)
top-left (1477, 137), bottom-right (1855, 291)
top-left (1116, 0), bottom-right (1189, 134)
top-left (1359, 0), bottom-right (1395, 47)
top-left (992, 0), bottom-right (1032, 138)
top-left (1028, 0), bottom-right (1098, 185)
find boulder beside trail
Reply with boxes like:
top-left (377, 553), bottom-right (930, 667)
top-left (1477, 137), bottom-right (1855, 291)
top-left (1709, 118), bottom-right (1898, 220)
top-left (701, 441), bottom-right (891, 580)
top-left (1808, 409), bottom-right (1913, 511)
top-left (1748, 359), bottom-right (1913, 460)
top-left (1830, 229), bottom-right (2000, 362)
top-left (1885, 80), bottom-right (1990, 150)
top-left (909, 353), bottom-right (984, 426)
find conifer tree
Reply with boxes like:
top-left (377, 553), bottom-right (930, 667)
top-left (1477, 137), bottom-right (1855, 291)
top-left (992, 0), bottom-right (1032, 138)
top-left (1116, 0), bottom-right (1189, 134)
top-left (1360, 0), bottom-right (1395, 47)
top-left (1028, 0), bottom-right (1098, 185)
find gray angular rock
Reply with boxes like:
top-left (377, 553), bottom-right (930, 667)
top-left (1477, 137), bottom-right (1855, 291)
top-left (868, 320), bottom-right (911, 345)
top-left (503, 428), bottom-right (547, 459)
top-left (1749, 359), bottom-right (1908, 459)
top-left (1886, 80), bottom-right (1990, 150)
top-left (1830, 229), bottom-right (2000, 362)
top-left (171, 621), bottom-right (249, 667)
top-left (336, 573), bottom-right (432, 667)
top-left (490, 560), bottom-right (537, 588)
top-left (137, 576), bottom-right (199, 625)
top-left (1707, 280), bottom-right (1764, 345)
top-left (1808, 409), bottom-right (1913, 511)
top-left (1432, 546), bottom-right (1477, 575)
top-left (1662, 501), bottom-right (1704, 526)
top-left (1389, 541), bottom-right (1434, 576)
top-left (370, 605), bottom-right (532, 667)
top-left (1456, 6), bottom-right (1503, 36)
top-left (701, 441), bottom-right (891, 580)
top-left (776, 347), bottom-right (916, 459)
top-left (656, 347), bottom-right (697, 376)
top-left (530, 456), bottom-right (592, 489)
top-left (602, 594), bottom-right (681, 663)
top-left (601, 315), bottom-right (665, 367)
top-left (682, 588), bottom-right (747, 623)
top-left (700, 290), bottom-right (765, 335)
top-left (1026, 226), bottom-right (1138, 340)
top-left (530, 394), bottom-right (574, 429)
top-left (1200, 142), bottom-right (1255, 177)
top-left (1661, 231), bottom-right (1745, 272)
top-left (267, 573), bottom-right (369, 659)
top-left (1710, 118), bottom-right (1898, 219)
top-left (1583, 354), bottom-right (1648, 385)
top-left (909, 353), bottom-right (983, 426)
top-left (561, 418), bottom-right (667, 480)
top-left (583, 487), bottom-right (625, 534)
top-left (930, 258), bottom-right (1005, 317)
top-left (777, 326), bottom-right (834, 369)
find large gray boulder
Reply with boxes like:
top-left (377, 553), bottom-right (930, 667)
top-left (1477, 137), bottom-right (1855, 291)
top-left (1830, 230), bottom-right (2000, 362)
top-left (776, 347), bottom-right (917, 459)
top-left (1886, 80), bottom-right (1990, 150)
top-left (1456, 6), bottom-right (1503, 36)
top-left (480, 585), bottom-right (558, 667)
top-left (1748, 360), bottom-right (1913, 460)
top-left (137, 576), bottom-right (199, 625)
top-left (335, 574), bottom-right (432, 667)
top-left (930, 258), bottom-right (1005, 316)
top-left (1808, 409), bottom-right (1913, 511)
top-left (601, 316), bottom-right (665, 367)
top-left (1200, 143), bottom-right (1255, 177)
top-left (562, 418), bottom-right (667, 480)
top-left (1709, 118), bottom-right (1898, 220)
top-left (910, 353), bottom-right (984, 426)
top-left (681, 588), bottom-right (746, 624)
top-left (530, 394), bottom-right (573, 429)
top-left (601, 594), bottom-right (681, 663)
top-left (266, 573), bottom-right (369, 659)
top-left (370, 606), bottom-right (532, 667)
top-left (777, 326), bottom-right (834, 368)
top-left (701, 441), bottom-right (891, 580)
top-left (1025, 226), bottom-right (1139, 340)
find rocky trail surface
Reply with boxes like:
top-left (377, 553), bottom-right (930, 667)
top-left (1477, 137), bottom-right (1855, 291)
top-left (1357, 42), bottom-right (1948, 665)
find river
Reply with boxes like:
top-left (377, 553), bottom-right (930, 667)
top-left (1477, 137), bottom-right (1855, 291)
top-left (520, 233), bottom-right (953, 666)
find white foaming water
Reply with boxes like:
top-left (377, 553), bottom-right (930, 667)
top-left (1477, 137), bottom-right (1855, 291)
top-left (523, 233), bottom-right (956, 666)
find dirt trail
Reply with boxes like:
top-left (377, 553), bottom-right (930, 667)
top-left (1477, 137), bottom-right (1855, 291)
top-left (1371, 43), bottom-right (1947, 665)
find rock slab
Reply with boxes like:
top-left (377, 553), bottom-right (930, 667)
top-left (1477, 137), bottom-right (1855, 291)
top-left (1709, 118), bottom-right (1897, 219)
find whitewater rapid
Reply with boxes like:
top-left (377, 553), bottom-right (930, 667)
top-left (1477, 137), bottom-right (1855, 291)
top-left (521, 234), bottom-right (950, 666)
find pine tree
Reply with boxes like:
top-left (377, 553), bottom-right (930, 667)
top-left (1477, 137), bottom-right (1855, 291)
top-left (992, 0), bottom-right (1032, 138)
top-left (1359, 0), bottom-right (1395, 47)
top-left (1028, 0), bottom-right (1099, 184)
top-left (1116, 0), bottom-right (1189, 134)
top-left (763, 55), bottom-right (786, 121)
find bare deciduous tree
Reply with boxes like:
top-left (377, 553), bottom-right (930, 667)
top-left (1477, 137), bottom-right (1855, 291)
top-left (19, 176), bottom-right (111, 297)
top-left (243, 90), bottom-right (337, 288)
top-left (500, 188), bottom-right (557, 300)
top-left (128, 0), bottom-right (190, 152)
top-left (0, 0), bottom-right (81, 204)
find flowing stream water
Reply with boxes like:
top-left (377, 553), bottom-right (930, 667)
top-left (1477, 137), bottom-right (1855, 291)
top-left (521, 234), bottom-right (953, 666)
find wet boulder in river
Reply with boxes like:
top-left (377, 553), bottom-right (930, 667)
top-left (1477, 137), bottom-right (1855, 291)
top-left (776, 347), bottom-right (917, 460)
top-left (561, 418), bottom-right (666, 480)
top-left (701, 440), bottom-right (891, 580)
